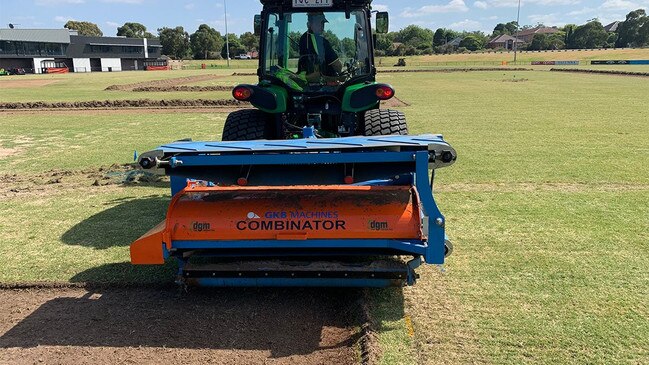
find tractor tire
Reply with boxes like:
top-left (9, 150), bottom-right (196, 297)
top-left (362, 109), bottom-right (408, 136)
top-left (222, 109), bottom-right (272, 141)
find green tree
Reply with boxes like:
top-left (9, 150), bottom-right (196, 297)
top-left (607, 32), bottom-right (618, 47)
top-left (190, 24), bottom-right (223, 59)
top-left (528, 33), bottom-right (565, 50)
top-left (375, 33), bottom-right (394, 53)
top-left (433, 28), bottom-right (460, 47)
top-left (64, 20), bottom-right (103, 37)
top-left (288, 31), bottom-right (303, 58)
top-left (395, 25), bottom-right (434, 50)
top-left (158, 26), bottom-right (191, 59)
top-left (563, 24), bottom-right (577, 47)
top-left (340, 37), bottom-right (356, 57)
top-left (459, 35), bottom-right (484, 51)
top-left (433, 28), bottom-right (446, 47)
top-left (492, 21), bottom-right (518, 36)
top-left (616, 9), bottom-right (649, 47)
top-left (323, 30), bottom-right (342, 54)
top-left (117, 22), bottom-right (154, 39)
top-left (240, 31), bottom-right (260, 52)
top-left (221, 33), bottom-right (244, 59)
top-left (568, 20), bottom-right (608, 49)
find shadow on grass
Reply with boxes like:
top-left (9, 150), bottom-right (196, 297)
top-left (70, 261), bottom-right (175, 286)
top-left (368, 287), bottom-right (408, 333)
top-left (51, 191), bottom-right (408, 359)
top-left (61, 195), bottom-right (169, 249)
top-left (0, 286), bottom-right (389, 359)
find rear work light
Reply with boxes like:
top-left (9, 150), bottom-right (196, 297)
top-left (233, 86), bottom-right (252, 101)
top-left (375, 85), bottom-right (394, 100)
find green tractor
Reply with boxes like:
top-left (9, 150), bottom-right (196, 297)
top-left (226, 0), bottom-right (404, 140)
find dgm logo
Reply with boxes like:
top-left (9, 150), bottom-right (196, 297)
top-left (369, 220), bottom-right (389, 231)
top-left (191, 221), bottom-right (213, 232)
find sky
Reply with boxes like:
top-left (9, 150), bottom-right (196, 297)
top-left (1, 0), bottom-right (648, 36)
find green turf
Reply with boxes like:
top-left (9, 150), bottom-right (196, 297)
top-left (0, 69), bottom-right (647, 364)
top-left (0, 69), bottom-right (246, 102)
top-left (0, 112), bottom-right (225, 174)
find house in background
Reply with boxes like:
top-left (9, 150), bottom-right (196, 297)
top-left (488, 34), bottom-right (525, 50)
top-left (604, 21), bottom-right (620, 33)
top-left (516, 26), bottom-right (560, 43)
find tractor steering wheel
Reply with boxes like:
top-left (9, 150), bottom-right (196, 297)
top-left (337, 58), bottom-right (359, 80)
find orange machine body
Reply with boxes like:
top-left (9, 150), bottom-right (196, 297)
top-left (131, 183), bottom-right (424, 264)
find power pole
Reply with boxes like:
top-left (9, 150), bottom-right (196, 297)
top-left (224, 0), bottom-right (230, 67)
top-left (513, 0), bottom-right (521, 63)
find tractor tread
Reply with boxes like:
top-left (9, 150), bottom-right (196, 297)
top-left (222, 109), bottom-right (269, 141)
top-left (363, 109), bottom-right (408, 136)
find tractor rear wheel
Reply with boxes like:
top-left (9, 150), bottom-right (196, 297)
top-left (362, 109), bottom-right (408, 136)
top-left (222, 109), bottom-right (273, 141)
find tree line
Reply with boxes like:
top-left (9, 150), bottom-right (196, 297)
top-left (63, 9), bottom-right (649, 59)
top-left (374, 9), bottom-right (649, 56)
top-left (63, 21), bottom-right (258, 60)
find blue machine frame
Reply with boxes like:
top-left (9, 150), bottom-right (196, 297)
top-left (138, 134), bottom-right (456, 287)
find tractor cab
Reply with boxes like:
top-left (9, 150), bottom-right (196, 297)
top-left (258, 5), bottom-right (378, 91)
top-left (229, 0), bottom-right (398, 140)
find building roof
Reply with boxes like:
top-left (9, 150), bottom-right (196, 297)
top-left (448, 37), bottom-right (463, 47)
top-left (604, 21), bottom-right (620, 32)
top-left (517, 27), bottom-right (559, 37)
top-left (0, 29), bottom-right (71, 43)
top-left (489, 34), bottom-right (525, 44)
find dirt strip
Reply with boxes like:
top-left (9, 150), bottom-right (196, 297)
top-left (0, 106), bottom-right (243, 115)
top-left (104, 74), bottom-right (228, 91)
top-left (0, 164), bottom-right (166, 198)
top-left (0, 96), bottom-right (407, 111)
top-left (0, 99), bottom-right (245, 110)
top-left (132, 85), bottom-right (233, 92)
top-left (0, 287), bottom-right (363, 365)
top-left (4, 165), bottom-right (647, 199)
top-left (550, 68), bottom-right (649, 77)
top-left (378, 67), bottom-right (532, 73)
top-left (231, 68), bottom-right (532, 77)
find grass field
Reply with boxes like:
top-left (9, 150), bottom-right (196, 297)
top-left (1, 68), bottom-right (647, 364)
top-left (180, 48), bottom-right (649, 69)
top-left (0, 69), bottom-right (245, 102)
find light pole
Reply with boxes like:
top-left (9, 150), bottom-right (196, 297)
top-left (224, 0), bottom-right (230, 67)
top-left (513, 0), bottom-right (521, 63)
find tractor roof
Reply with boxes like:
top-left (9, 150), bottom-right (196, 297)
top-left (260, 0), bottom-right (374, 8)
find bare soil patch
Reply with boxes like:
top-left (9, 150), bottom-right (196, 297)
top-left (378, 67), bottom-right (532, 73)
top-left (231, 68), bottom-right (532, 77)
top-left (132, 85), bottom-right (233, 92)
top-left (0, 80), bottom-right (59, 88)
top-left (0, 287), bottom-right (362, 365)
top-left (104, 74), bottom-right (228, 91)
top-left (0, 148), bottom-right (18, 158)
top-left (0, 99), bottom-right (245, 110)
top-left (0, 164), bottom-right (165, 198)
top-left (0, 107), bottom-right (243, 115)
top-left (551, 68), bottom-right (649, 77)
top-left (0, 107), bottom-right (244, 117)
top-left (501, 78), bottom-right (529, 82)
